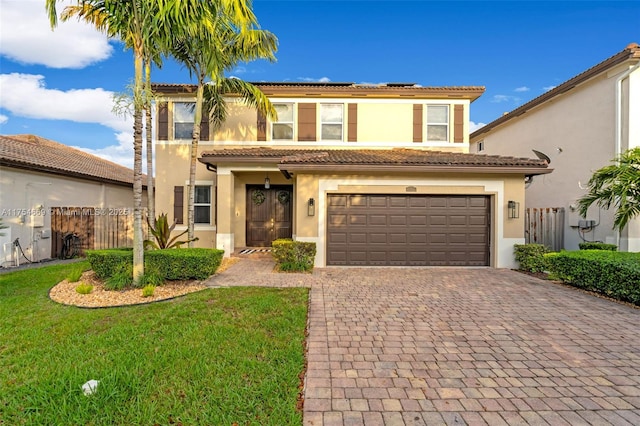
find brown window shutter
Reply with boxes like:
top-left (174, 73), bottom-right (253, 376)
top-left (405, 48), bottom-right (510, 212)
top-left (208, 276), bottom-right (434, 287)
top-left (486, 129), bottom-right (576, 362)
top-left (158, 102), bottom-right (168, 141)
top-left (413, 104), bottom-right (423, 143)
top-left (298, 103), bottom-right (316, 141)
top-left (257, 111), bottom-right (267, 141)
top-left (173, 186), bottom-right (184, 224)
top-left (454, 105), bottom-right (464, 143)
top-left (200, 109), bottom-right (209, 141)
top-left (348, 103), bottom-right (358, 142)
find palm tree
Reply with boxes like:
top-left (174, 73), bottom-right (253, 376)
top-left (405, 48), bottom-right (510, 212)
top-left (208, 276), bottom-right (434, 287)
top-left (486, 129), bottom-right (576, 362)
top-left (171, 13), bottom-right (278, 246)
top-left (578, 147), bottom-right (640, 231)
top-left (45, 0), bottom-right (257, 282)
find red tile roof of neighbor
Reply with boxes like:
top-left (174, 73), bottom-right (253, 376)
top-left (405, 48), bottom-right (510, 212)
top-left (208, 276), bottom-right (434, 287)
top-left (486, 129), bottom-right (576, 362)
top-left (472, 42), bottom-right (640, 138)
top-left (199, 148), bottom-right (552, 175)
top-left (0, 134), bottom-right (148, 187)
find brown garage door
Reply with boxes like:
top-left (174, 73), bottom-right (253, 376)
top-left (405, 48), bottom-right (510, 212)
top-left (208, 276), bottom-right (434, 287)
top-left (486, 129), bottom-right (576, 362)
top-left (327, 194), bottom-right (490, 266)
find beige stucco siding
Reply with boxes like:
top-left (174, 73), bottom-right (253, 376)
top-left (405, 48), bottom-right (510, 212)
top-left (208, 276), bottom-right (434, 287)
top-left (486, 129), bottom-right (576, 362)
top-left (356, 103), bottom-right (413, 142)
top-left (471, 65), bottom-right (640, 250)
top-left (0, 166), bottom-right (143, 264)
top-left (155, 143), bottom-right (217, 249)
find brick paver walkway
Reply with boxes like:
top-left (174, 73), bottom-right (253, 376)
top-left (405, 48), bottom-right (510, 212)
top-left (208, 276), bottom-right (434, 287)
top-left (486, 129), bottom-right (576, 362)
top-left (207, 256), bottom-right (640, 425)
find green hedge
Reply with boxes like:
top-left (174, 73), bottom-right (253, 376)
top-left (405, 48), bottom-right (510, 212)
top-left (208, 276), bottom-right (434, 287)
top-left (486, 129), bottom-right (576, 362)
top-left (145, 248), bottom-right (224, 280)
top-left (514, 244), bottom-right (550, 272)
top-left (545, 251), bottom-right (640, 305)
top-left (272, 239), bottom-right (316, 272)
top-left (86, 248), bottom-right (224, 281)
top-left (578, 242), bottom-right (617, 251)
top-left (86, 249), bottom-right (133, 279)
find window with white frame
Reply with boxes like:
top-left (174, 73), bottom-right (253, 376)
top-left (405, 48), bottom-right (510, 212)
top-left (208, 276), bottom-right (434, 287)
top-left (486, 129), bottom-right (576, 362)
top-left (174, 102), bottom-right (195, 139)
top-left (194, 185), bottom-right (211, 224)
top-left (272, 103), bottom-right (294, 140)
top-left (320, 104), bottom-right (343, 141)
top-left (426, 105), bottom-right (449, 142)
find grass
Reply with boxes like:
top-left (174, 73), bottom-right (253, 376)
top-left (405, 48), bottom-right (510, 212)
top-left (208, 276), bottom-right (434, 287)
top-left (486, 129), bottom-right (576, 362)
top-left (0, 262), bottom-right (309, 425)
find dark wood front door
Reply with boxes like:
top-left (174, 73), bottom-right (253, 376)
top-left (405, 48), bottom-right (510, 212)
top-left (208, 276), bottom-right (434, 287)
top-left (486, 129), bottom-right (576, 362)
top-left (246, 185), bottom-right (293, 247)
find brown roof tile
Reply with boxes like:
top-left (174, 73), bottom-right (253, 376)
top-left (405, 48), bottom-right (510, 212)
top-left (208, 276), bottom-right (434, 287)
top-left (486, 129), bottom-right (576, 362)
top-left (153, 82), bottom-right (486, 101)
top-left (0, 134), bottom-right (146, 187)
top-left (199, 148), bottom-right (550, 175)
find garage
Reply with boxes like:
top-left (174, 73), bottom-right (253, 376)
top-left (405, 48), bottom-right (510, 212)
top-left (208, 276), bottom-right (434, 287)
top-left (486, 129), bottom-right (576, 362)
top-left (327, 194), bottom-right (490, 266)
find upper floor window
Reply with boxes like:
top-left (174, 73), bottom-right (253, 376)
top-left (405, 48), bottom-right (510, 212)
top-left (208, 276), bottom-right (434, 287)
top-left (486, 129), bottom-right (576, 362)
top-left (272, 103), bottom-right (294, 140)
top-left (321, 104), bottom-right (343, 141)
top-left (477, 140), bottom-right (485, 152)
top-left (426, 105), bottom-right (449, 142)
top-left (194, 185), bottom-right (211, 224)
top-left (174, 102), bottom-right (195, 139)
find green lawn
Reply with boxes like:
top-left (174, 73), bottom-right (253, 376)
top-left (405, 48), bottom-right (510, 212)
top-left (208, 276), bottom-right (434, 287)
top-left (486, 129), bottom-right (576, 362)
top-left (0, 262), bottom-right (308, 425)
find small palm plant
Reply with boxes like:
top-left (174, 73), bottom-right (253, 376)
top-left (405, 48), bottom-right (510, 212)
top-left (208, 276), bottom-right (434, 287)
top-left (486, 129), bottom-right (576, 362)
top-left (144, 213), bottom-right (198, 250)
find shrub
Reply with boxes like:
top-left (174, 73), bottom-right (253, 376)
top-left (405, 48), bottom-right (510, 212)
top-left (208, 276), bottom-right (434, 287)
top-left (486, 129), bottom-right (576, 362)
top-left (272, 239), bottom-right (316, 272)
top-left (145, 248), bottom-right (224, 280)
top-left (141, 285), bottom-right (155, 297)
top-left (66, 267), bottom-right (84, 283)
top-left (104, 264), bottom-right (133, 291)
top-left (137, 267), bottom-right (164, 288)
top-left (75, 283), bottom-right (93, 294)
top-left (545, 251), bottom-right (640, 305)
top-left (86, 249), bottom-right (133, 279)
top-left (145, 213), bottom-right (198, 250)
top-left (514, 244), bottom-right (550, 273)
top-left (578, 242), bottom-right (617, 251)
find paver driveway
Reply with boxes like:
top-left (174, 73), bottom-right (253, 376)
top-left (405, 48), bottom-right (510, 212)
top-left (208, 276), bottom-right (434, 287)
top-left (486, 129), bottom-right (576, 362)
top-left (209, 257), bottom-right (640, 425)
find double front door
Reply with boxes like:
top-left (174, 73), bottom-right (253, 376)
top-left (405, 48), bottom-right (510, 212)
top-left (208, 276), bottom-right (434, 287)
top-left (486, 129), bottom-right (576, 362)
top-left (246, 185), bottom-right (293, 247)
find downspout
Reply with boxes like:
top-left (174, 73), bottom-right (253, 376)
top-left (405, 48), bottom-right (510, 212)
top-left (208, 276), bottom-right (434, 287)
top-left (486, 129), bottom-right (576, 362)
top-left (614, 60), bottom-right (640, 248)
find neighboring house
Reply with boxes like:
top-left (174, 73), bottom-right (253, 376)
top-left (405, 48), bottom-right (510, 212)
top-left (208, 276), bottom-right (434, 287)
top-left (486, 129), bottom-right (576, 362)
top-left (470, 43), bottom-right (640, 252)
top-left (153, 82), bottom-right (550, 268)
top-left (0, 134), bottom-right (149, 266)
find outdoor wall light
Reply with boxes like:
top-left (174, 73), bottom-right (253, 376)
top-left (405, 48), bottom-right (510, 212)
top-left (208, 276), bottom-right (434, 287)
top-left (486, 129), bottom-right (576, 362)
top-left (508, 200), bottom-right (520, 219)
top-left (307, 198), bottom-right (315, 216)
top-left (264, 175), bottom-right (270, 189)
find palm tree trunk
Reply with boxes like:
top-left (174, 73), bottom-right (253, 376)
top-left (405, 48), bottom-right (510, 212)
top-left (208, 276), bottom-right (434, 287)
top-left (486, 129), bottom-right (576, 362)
top-left (132, 46), bottom-right (145, 284)
top-left (145, 61), bottom-right (155, 227)
top-left (188, 80), bottom-right (204, 247)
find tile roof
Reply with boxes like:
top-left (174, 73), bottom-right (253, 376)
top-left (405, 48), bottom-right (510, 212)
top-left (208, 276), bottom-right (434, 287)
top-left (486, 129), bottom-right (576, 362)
top-left (199, 148), bottom-right (551, 174)
top-left (472, 42), bottom-right (640, 138)
top-left (0, 134), bottom-right (147, 187)
top-left (152, 82), bottom-right (486, 101)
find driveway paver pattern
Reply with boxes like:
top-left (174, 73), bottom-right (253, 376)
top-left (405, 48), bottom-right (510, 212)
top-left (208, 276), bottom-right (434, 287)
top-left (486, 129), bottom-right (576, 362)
top-left (208, 256), bottom-right (640, 425)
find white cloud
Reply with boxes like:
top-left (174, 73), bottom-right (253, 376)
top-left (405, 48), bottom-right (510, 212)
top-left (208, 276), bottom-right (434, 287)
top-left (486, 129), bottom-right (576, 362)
top-left (543, 85), bottom-right (557, 92)
top-left (0, 0), bottom-right (113, 69)
top-left (490, 94), bottom-right (521, 104)
top-left (470, 121), bottom-right (486, 132)
top-left (0, 73), bottom-right (132, 133)
top-left (298, 76), bottom-right (331, 83)
top-left (0, 114), bottom-right (7, 125)
top-left (0, 72), bottom-right (139, 168)
top-left (74, 130), bottom-right (144, 170)
top-left (514, 86), bottom-right (530, 92)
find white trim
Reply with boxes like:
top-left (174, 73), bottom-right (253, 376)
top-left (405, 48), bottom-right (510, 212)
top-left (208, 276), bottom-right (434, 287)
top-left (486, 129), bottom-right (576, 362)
top-left (500, 238), bottom-right (524, 269)
top-left (316, 177), bottom-right (505, 267)
top-left (173, 140), bottom-right (466, 149)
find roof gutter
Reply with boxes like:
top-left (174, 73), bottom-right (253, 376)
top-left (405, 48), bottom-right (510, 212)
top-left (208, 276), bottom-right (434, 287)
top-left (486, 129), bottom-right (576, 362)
top-left (277, 164), bottom-right (553, 176)
top-left (614, 60), bottom-right (640, 247)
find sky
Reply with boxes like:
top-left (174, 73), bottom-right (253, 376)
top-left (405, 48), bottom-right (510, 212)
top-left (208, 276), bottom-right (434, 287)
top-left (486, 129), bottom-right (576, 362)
top-left (0, 0), bottom-right (638, 169)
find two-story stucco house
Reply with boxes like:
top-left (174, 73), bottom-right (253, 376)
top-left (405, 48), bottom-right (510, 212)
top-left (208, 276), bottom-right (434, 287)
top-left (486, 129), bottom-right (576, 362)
top-left (470, 43), bottom-right (640, 252)
top-left (153, 82), bottom-right (550, 268)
